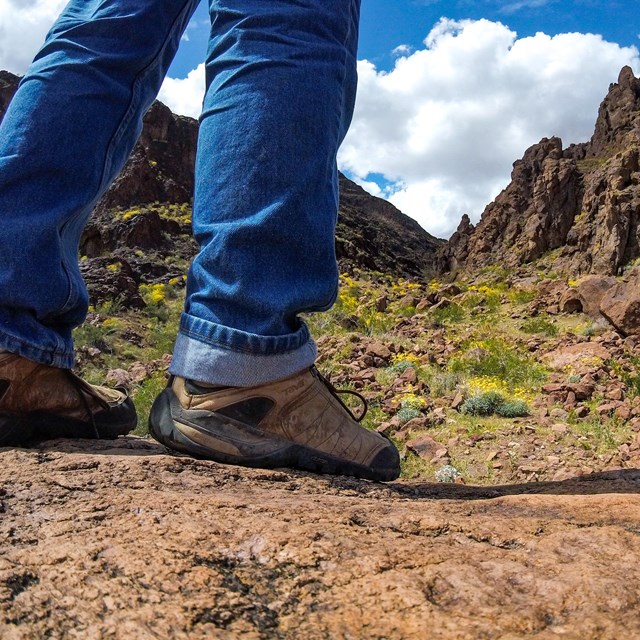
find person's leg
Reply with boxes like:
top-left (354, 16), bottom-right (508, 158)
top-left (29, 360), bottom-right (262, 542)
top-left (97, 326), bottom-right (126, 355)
top-left (151, 0), bottom-right (400, 481)
top-left (0, 0), bottom-right (200, 367)
top-left (169, 0), bottom-right (360, 387)
top-left (0, 0), bottom-right (200, 444)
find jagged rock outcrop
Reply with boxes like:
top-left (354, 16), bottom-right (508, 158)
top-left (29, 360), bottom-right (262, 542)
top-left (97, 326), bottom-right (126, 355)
top-left (440, 66), bottom-right (640, 277)
top-left (0, 70), bottom-right (16, 118)
top-left (0, 70), bottom-right (442, 280)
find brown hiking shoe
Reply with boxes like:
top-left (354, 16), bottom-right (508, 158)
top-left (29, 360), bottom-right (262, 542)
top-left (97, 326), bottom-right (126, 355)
top-left (0, 352), bottom-right (137, 446)
top-left (149, 367), bottom-right (400, 481)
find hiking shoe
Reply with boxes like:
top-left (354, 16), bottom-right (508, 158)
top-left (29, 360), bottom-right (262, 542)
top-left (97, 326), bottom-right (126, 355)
top-left (0, 352), bottom-right (137, 446)
top-left (149, 367), bottom-right (401, 481)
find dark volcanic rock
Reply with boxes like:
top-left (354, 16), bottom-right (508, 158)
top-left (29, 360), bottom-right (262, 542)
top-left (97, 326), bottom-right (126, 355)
top-left (79, 257), bottom-right (145, 309)
top-left (440, 67), bottom-right (640, 278)
top-left (93, 101), bottom-right (198, 214)
top-left (337, 175), bottom-right (444, 279)
top-left (0, 70), bottom-right (17, 120)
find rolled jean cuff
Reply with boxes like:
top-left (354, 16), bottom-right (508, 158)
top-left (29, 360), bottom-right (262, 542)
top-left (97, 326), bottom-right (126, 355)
top-left (169, 313), bottom-right (318, 386)
top-left (0, 327), bottom-right (74, 369)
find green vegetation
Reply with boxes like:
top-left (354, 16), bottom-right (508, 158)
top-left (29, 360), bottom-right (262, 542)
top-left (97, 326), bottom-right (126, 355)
top-left (73, 265), bottom-right (638, 486)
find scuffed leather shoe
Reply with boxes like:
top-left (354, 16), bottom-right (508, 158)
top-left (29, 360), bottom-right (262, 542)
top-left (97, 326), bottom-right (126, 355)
top-left (149, 367), bottom-right (400, 481)
top-left (0, 352), bottom-right (137, 446)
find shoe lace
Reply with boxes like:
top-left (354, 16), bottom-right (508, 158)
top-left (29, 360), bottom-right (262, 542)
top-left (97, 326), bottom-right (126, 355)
top-left (311, 367), bottom-right (368, 423)
top-left (64, 369), bottom-right (109, 439)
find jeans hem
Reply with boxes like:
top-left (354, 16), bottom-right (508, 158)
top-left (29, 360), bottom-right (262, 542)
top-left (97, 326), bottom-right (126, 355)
top-left (169, 331), bottom-right (317, 387)
top-left (178, 312), bottom-right (313, 355)
top-left (0, 330), bottom-right (73, 369)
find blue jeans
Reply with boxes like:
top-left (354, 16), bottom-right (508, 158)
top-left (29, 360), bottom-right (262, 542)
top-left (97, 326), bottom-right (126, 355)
top-left (0, 0), bottom-right (360, 386)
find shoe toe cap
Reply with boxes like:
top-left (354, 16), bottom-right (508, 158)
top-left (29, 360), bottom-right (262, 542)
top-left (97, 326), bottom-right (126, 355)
top-left (369, 439), bottom-right (401, 481)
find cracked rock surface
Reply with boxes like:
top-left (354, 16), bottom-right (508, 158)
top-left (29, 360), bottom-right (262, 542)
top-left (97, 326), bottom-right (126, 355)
top-left (2, 437), bottom-right (640, 639)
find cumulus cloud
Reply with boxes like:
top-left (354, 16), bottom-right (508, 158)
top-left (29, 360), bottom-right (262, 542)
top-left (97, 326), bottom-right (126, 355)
top-left (158, 63), bottom-right (205, 119)
top-left (338, 18), bottom-right (640, 238)
top-left (0, 0), bottom-right (68, 74)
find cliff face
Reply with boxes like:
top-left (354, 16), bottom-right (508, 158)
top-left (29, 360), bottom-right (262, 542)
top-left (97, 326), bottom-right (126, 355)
top-left (439, 66), bottom-right (640, 277)
top-left (0, 70), bottom-right (442, 280)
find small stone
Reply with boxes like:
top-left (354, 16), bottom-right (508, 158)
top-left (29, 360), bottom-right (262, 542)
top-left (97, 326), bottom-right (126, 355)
top-left (375, 296), bottom-right (388, 312)
top-left (105, 368), bottom-right (133, 389)
top-left (615, 405), bottom-right (632, 421)
top-left (575, 406), bottom-right (590, 419)
top-left (606, 388), bottom-right (624, 401)
top-left (597, 403), bottom-right (620, 415)
top-left (451, 393), bottom-right (465, 410)
top-left (365, 341), bottom-right (392, 361)
top-left (407, 435), bottom-right (446, 461)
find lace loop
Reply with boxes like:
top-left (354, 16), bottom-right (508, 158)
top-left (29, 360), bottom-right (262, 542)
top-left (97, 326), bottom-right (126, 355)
top-left (312, 367), bottom-right (368, 422)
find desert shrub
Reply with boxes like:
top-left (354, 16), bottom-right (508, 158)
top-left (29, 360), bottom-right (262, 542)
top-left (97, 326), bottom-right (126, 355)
top-left (388, 353), bottom-right (422, 374)
top-left (460, 391), bottom-right (504, 416)
top-left (495, 399), bottom-right (530, 418)
top-left (396, 406), bottom-right (422, 424)
top-left (461, 391), bottom-right (529, 418)
top-left (431, 303), bottom-right (465, 325)
top-left (520, 316), bottom-right (558, 337)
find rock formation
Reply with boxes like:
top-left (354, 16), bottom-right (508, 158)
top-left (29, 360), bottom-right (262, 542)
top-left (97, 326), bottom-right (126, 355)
top-left (440, 66), bottom-right (640, 277)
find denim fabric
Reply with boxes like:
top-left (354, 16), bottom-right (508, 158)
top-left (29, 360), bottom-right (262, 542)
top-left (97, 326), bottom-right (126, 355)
top-left (0, 0), bottom-right (360, 385)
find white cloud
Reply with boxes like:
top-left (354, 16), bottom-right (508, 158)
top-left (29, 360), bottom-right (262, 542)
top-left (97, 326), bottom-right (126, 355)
top-left (392, 44), bottom-right (413, 57)
top-left (339, 18), bottom-right (640, 238)
top-left (157, 63), bottom-right (205, 119)
top-left (501, 0), bottom-right (554, 14)
top-left (0, 0), bottom-right (68, 74)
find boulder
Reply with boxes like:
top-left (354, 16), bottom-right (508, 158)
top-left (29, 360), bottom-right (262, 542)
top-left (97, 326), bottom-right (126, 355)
top-left (600, 276), bottom-right (640, 336)
top-left (559, 289), bottom-right (583, 313)
top-left (406, 434), bottom-right (448, 461)
top-left (576, 275), bottom-right (617, 316)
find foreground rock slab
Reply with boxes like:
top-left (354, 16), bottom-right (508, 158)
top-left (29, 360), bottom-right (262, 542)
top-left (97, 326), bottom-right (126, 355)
top-left (2, 438), bottom-right (640, 639)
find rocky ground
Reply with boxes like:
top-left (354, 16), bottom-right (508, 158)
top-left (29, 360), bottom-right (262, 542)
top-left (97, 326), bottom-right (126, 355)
top-left (2, 437), bottom-right (640, 639)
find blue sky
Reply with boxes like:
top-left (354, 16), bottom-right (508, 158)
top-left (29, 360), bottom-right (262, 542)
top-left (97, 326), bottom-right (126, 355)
top-left (170, 0), bottom-right (639, 75)
top-left (360, 1), bottom-right (637, 66)
top-left (2, 1), bottom-right (639, 238)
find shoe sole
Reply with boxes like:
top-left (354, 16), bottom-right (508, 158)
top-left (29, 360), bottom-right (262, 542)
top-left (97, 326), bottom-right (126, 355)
top-left (149, 387), bottom-right (400, 482)
top-left (0, 396), bottom-right (137, 445)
